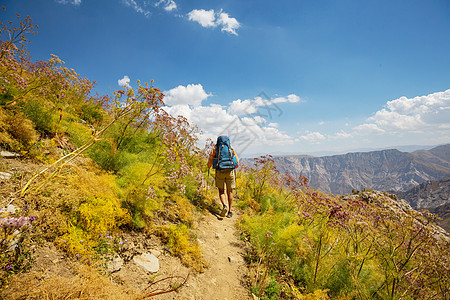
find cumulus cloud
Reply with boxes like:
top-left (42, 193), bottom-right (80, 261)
top-left (122, 0), bottom-right (151, 18)
top-left (369, 110), bottom-right (425, 131)
top-left (272, 94), bottom-right (302, 104)
top-left (164, 84), bottom-right (211, 107)
top-left (163, 98), bottom-right (294, 155)
top-left (188, 9), bottom-right (216, 27)
top-left (353, 123), bottom-right (385, 135)
top-left (355, 89), bottom-right (450, 134)
top-left (228, 94), bottom-right (302, 116)
top-left (253, 116), bottom-right (266, 124)
top-left (216, 11), bottom-right (240, 35)
top-left (228, 99), bottom-right (258, 115)
top-left (299, 131), bottom-right (326, 143)
top-left (118, 75), bottom-right (130, 87)
top-left (187, 9), bottom-right (240, 35)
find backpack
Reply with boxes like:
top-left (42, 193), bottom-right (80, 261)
top-left (212, 136), bottom-right (238, 170)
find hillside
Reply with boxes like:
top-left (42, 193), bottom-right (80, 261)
top-left (395, 178), bottom-right (450, 231)
top-left (395, 177), bottom-right (450, 210)
top-left (248, 145), bottom-right (450, 194)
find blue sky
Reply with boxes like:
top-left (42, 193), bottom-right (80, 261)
top-left (3, 0), bottom-right (450, 157)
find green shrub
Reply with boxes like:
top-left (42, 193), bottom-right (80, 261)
top-left (21, 98), bottom-right (56, 134)
top-left (157, 224), bottom-right (207, 272)
top-left (0, 108), bottom-right (37, 151)
top-left (0, 90), bottom-right (14, 106)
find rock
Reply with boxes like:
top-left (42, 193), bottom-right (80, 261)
top-left (107, 255), bottom-right (124, 273)
top-left (0, 172), bottom-right (12, 180)
top-left (150, 249), bottom-right (162, 257)
top-left (215, 232), bottom-right (220, 239)
top-left (227, 256), bottom-right (239, 264)
top-left (0, 151), bottom-right (20, 159)
top-left (133, 253), bottom-right (159, 273)
top-left (5, 205), bottom-right (19, 214)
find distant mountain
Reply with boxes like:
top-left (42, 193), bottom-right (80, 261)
top-left (395, 178), bottom-right (450, 210)
top-left (394, 178), bottom-right (450, 232)
top-left (242, 144), bottom-right (450, 195)
top-left (242, 144), bottom-right (439, 159)
top-left (429, 203), bottom-right (450, 232)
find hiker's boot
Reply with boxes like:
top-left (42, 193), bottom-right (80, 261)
top-left (220, 205), bottom-right (228, 217)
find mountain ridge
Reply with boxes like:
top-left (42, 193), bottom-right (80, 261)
top-left (242, 144), bottom-right (450, 195)
top-left (242, 143), bottom-right (444, 159)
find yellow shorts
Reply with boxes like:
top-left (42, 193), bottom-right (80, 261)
top-left (215, 169), bottom-right (236, 191)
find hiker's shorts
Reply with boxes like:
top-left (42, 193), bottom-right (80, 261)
top-left (215, 169), bottom-right (236, 191)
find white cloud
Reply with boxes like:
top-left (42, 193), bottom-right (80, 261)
top-left (228, 93), bottom-right (302, 116)
top-left (299, 131), bottom-right (326, 143)
top-left (187, 9), bottom-right (240, 35)
top-left (344, 89), bottom-right (450, 141)
top-left (228, 99), bottom-right (258, 115)
top-left (122, 0), bottom-right (151, 18)
top-left (155, 0), bottom-right (177, 12)
top-left (163, 99), bottom-right (294, 155)
top-left (162, 104), bottom-right (191, 119)
top-left (268, 122), bottom-right (279, 128)
top-left (369, 109), bottom-right (425, 131)
top-left (364, 89), bottom-right (450, 133)
top-left (353, 123), bottom-right (385, 135)
top-left (164, 84), bottom-right (211, 107)
top-left (272, 94), bottom-right (302, 104)
top-left (253, 116), bottom-right (266, 124)
top-left (216, 11), bottom-right (240, 36)
top-left (386, 90), bottom-right (450, 115)
top-left (118, 75), bottom-right (130, 87)
top-left (57, 0), bottom-right (81, 5)
top-left (330, 130), bottom-right (353, 139)
top-left (188, 9), bottom-right (216, 28)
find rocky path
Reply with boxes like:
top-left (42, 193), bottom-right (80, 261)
top-left (159, 210), bottom-right (252, 300)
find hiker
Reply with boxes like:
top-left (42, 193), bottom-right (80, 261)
top-left (207, 136), bottom-right (239, 218)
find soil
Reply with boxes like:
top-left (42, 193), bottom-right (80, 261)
top-left (148, 210), bottom-right (253, 300)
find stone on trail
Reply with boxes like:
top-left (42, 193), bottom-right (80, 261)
top-left (0, 151), bottom-right (20, 159)
top-left (227, 256), bottom-right (239, 264)
top-left (107, 255), bottom-right (124, 273)
top-left (0, 172), bottom-right (12, 180)
top-left (5, 205), bottom-right (19, 214)
top-left (150, 249), bottom-right (162, 257)
top-left (133, 253), bottom-right (159, 273)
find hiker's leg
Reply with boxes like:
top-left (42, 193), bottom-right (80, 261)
top-left (226, 170), bottom-right (235, 212)
top-left (215, 171), bottom-right (226, 207)
top-left (227, 189), bottom-right (233, 212)
top-left (218, 188), bottom-right (226, 207)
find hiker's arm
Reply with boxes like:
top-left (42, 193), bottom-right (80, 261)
top-left (207, 148), bottom-right (215, 169)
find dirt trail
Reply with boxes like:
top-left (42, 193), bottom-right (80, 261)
top-left (159, 210), bottom-right (252, 300)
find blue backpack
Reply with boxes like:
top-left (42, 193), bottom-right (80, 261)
top-left (212, 136), bottom-right (237, 170)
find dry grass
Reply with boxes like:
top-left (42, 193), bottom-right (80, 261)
top-left (1, 263), bottom-right (140, 299)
